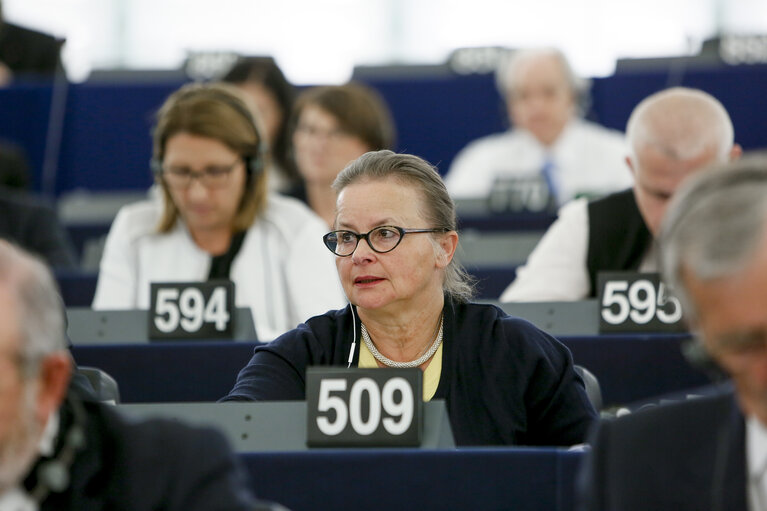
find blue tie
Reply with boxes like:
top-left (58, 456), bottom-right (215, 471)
top-left (540, 156), bottom-right (558, 206)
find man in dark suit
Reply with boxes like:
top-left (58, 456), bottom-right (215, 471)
top-left (579, 156), bottom-right (767, 510)
top-left (0, 240), bottom-right (276, 510)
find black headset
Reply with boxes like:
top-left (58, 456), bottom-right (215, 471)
top-left (150, 87), bottom-right (268, 180)
top-left (29, 393), bottom-right (87, 503)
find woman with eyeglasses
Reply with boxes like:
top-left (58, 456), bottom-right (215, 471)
top-left (92, 83), bottom-right (346, 340)
top-left (223, 150), bottom-right (597, 446)
top-left (287, 83), bottom-right (395, 227)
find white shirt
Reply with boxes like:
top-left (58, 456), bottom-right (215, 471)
top-left (499, 197), bottom-right (657, 302)
top-left (445, 118), bottom-right (632, 205)
top-left (748, 416), bottom-right (767, 511)
top-left (93, 194), bottom-right (347, 341)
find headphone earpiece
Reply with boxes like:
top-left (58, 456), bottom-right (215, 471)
top-left (243, 145), bottom-right (266, 177)
top-left (37, 459), bottom-right (70, 494)
top-left (150, 158), bottom-right (163, 178)
top-left (212, 90), bottom-right (267, 179)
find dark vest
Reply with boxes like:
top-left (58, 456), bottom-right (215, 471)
top-left (586, 189), bottom-right (652, 297)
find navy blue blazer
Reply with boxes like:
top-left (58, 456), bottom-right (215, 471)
top-left (34, 396), bottom-right (265, 511)
top-left (579, 385), bottom-right (747, 511)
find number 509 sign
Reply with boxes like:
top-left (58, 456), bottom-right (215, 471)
top-left (306, 368), bottom-right (423, 447)
top-left (597, 272), bottom-right (686, 333)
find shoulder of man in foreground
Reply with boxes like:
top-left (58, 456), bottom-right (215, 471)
top-left (70, 400), bottom-right (276, 511)
top-left (578, 384), bottom-right (743, 511)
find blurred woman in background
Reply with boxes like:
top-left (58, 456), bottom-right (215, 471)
top-left (223, 56), bottom-right (299, 192)
top-left (288, 83), bottom-right (395, 227)
top-left (92, 83), bottom-right (345, 340)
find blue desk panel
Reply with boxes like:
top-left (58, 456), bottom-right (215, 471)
top-left (70, 334), bottom-right (710, 407)
top-left (71, 341), bottom-right (260, 403)
top-left (56, 270), bottom-right (98, 307)
top-left (563, 334), bottom-right (710, 408)
top-left (242, 448), bottom-right (584, 511)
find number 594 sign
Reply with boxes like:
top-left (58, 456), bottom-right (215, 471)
top-left (597, 272), bottom-right (686, 333)
top-left (149, 281), bottom-right (235, 339)
top-left (306, 368), bottom-right (423, 447)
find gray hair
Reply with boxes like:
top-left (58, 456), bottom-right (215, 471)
top-left (659, 155), bottom-right (767, 321)
top-left (495, 48), bottom-right (587, 105)
top-left (0, 241), bottom-right (67, 378)
top-left (626, 87), bottom-right (734, 164)
top-left (333, 150), bottom-right (475, 303)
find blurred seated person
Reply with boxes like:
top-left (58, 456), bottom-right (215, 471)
top-left (288, 83), bottom-right (395, 227)
top-left (579, 157), bottom-right (767, 510)
top-left (444, 47), bottom-right (631, 206)
top-left (0, 140), bottom-right (30, 189)
top-left (500, 87), bottom-right (741, 302)
top-left (0, 185), bottom-right (76, 269)
top-left (223, 150), bottom-right (597, 446)
top-left (0, 1), bottom-right (64, 85)
top-left (0, 240), bottom-right (269, 511)
top-left (223, 56), bottom-right (300, 193)
top-left (92, 83), bottom-right (345, 341)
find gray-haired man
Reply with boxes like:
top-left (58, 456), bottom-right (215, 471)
top-left (580, 156), bottom-right (767, 511)
top-left (0, 240), bottom-right (277, 511)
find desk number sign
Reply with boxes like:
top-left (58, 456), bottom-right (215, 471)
top-left (487, 176), bottom-right (553, 214)
top-left (597, 272), bottom-right (686, 333)
top-left (306, 368), bottom-right (423, 447)
top-left (149, 281), bottom-right (235, 339)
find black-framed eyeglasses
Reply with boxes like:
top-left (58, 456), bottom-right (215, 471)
top-left (158, 159), bottom-right (241, 189)
top-left (323, 225), bottom-right (448, 257)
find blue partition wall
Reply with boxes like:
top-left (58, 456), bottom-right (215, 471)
top-left (0, 84), bottom-right (53, 190)
top-left (4, 62), bottom-right (767, 196)
top-left (590, 64), bottom-right (767, 151)
top-left (56, 82), bottom-right (179, 194)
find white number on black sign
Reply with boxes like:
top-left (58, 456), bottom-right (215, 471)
top-left (316, 377), bottom-right (414, 436)
top-left (154, 286), bottom-right (230, 333)
top-left (601, 279), bottom-right (682, 325)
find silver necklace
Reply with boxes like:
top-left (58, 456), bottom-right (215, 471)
top-left (360, 315), bottom-right (444, 369)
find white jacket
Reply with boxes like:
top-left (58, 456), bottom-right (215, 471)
top-left (92, 194), bottom-right (346, 341)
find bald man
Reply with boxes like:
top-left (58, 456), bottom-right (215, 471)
top-left (445, 48), bottom-right (631, 206)
top-left (500, 87), bottom-right (741, 302)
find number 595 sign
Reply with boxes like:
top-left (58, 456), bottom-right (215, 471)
top-left (597, 272), bottom-right (686, 333)
top-left (306, 368), bottom-right (423, 447)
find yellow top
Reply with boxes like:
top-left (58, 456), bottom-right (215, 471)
top-left (358, 340), bottom-right (443, 401)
